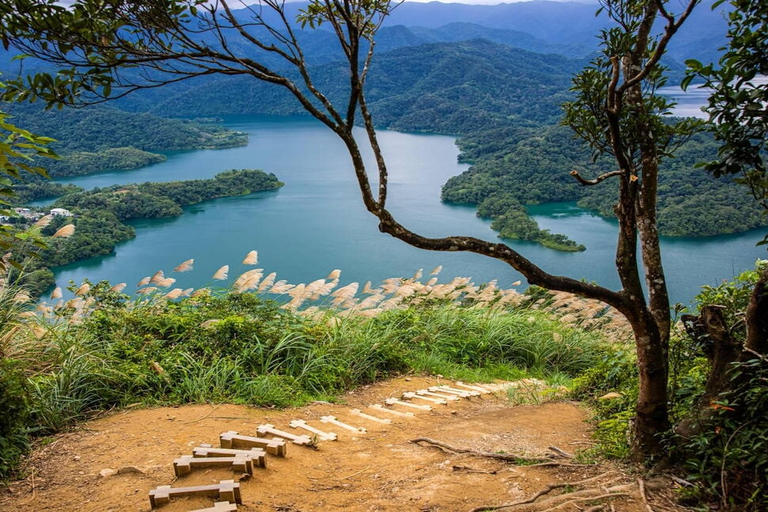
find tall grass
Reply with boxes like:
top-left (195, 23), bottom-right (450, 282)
top-left (1, 260), bottom-right (614, 478)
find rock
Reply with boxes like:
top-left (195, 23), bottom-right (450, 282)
top-left (99, 468), bottom-right (117, 478)
top-left (117, 466), bottom-right (145, 475)
top-left (73, 455), bottom-right (81, 461)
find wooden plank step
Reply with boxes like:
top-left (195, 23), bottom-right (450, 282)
top-left (148, 480), bottom-right (241, 508)
top-left (349, 409), bottom-right (392, 424)
top-left (257, 424), bottom-right (314, 446)
top-left (384, 398), bottom-right (431, 411)
top-left (289, 420), bottom-right (337, 441)
top-left (220, 431), bottom-right (287, 457)
top-left (173, 455), bottom-right (253, 477)
top-left (194, 444), bottom-right (267, 468)
top-left (189, 502), bottom-right (237, 512)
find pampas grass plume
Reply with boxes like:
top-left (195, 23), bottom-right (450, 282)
top-left (137, 276), bottom-right (151, 287)
top-left (156, 277), bottom-right (176, 288)
top-left (110, 283), bottom-right (127, 293)
top-left (173, 259), bottom-right (194, 273)
top-left (242, 250), bottom-right (258, 265)
top-left (52, 224), bottom-right (75, 238)
top-left (35, 215), bottom-right (53, 228)
top-left (164, 288), bottom-right (183, 300)
top-left (212, 265), bottom-right (229, 280)
top-left (258, 272), bottom-right (276, 293)
top-left (50, 286), bottom-right (63, 300)
top-left (430, 265), bottom-right (443, 276)
top-left (150, 271), bottom-right (165, 284)
top-left (74, 283), bottom-right (90, 296)
top-left (326, 269), bottom-right (341, 280)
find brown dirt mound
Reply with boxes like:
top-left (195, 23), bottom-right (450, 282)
top-left (0, 377), bottom-right (684, 511)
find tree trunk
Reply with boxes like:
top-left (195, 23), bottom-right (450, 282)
top-left (624, 309), bottom-right (671, 460)
top-left (676, 266), bottom-right (768, 438)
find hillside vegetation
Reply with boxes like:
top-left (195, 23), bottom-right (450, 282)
top-left (3, 102), bottom-right (247, 183)
top-left (12, 170), bottom-right (283, 297)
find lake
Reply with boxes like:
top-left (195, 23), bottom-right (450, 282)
top-left (47, 115), bottom-right (766, 306)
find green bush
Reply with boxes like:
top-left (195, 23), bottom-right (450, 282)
top-left (0, 359), bottom-right (31, 479)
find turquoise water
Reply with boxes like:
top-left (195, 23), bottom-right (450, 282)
top-left (47, 115), bottom-right (766, 305)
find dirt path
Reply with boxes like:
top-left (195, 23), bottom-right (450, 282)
top-left (1, 377), bottom-right (682, 511)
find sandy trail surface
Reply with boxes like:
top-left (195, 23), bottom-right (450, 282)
top-left (1, 376), bottom-right (682, 511)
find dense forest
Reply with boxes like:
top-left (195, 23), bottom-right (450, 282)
top-left (15, 170), bottom-right (283, 296)
top-left (91, 38), bottom-right (766, 247)
top-left (3, 102), bottom-right (247, 180)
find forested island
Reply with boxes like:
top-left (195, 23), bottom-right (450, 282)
top-left (14, 170), bottom-right (283, 296)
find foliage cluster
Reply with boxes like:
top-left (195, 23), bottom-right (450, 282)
top-left (0, 284), bottom-right (608, 479)
top-left (573, 261), bottom-right (768, 510)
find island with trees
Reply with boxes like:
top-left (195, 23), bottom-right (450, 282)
top-left (12, 169), bottom-right (283, 296)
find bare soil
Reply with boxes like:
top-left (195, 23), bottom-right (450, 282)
top-left (0, 377), bottom-right (684, 512)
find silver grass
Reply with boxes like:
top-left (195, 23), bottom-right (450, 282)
top-left (164, 288), bottom-right (183, 300)
top-left (381, 282), bottom-right (400, 294)
top-left (233, 269), bottom-right (263, 291)
top-left (326, 269), bottom-right (341, 280)
top-left (304, 279), bottom-right (326, 297)
top-left (137, 287), bottom-right (158, 294)
top-left (200, 319), bottom-right (220, 329)
top-left (412, 268), bottom-right (423, 280)
top-left (242, 250), bottom-right (258, 265)
top-left (361, 281), bottom-right (381, 295)
top-left (156, 277), bottom-right (176, 288)
top-left (288, 283), bottom-right (306, 299)
top-left (212, 265), bottom-right (229, 280)
top-left (331, 282), bottom-right (359, 306)
top-left (51, 224), bottom-right (75, 238)
top-left (341, 297), bottom-right (359, 309)
top-left (181, 288), bottom-right (194, 297)
top-left (356, 293), bottom-right (385, 310)
top-left (310, 280), bottom-right (337, 300)
top-left (257, 272), bottom-right (277, 293)
top-left (137, 276), bottom-right (151, 287)
top-left (173, 259), bottom-right (194, 273)
top-left (74, 283), bottom-right (90, 296)
top-left (269, 281), bottom-right (294, 294)
top-left (50, 286), bottom-right (63, 300)
top-left (426, 277), bottom-right (438, 286)
top-left (430, 265), bottom-right (443, 276)
top-left (191, 288), bottom-right (210, 298)
top-left (149, 271), bottom-right (165, 284)
top-left (379, 297), bottom-right (403, 310)
top-left (110, 283), bottom-right (127, 293)
top-left (35, 215), bottom-right (53, 228)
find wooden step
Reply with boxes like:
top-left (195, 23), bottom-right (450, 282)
top-left (220, 431), bottom-right (287, 457)
top-left (148, 480), bottom-right (240, 508)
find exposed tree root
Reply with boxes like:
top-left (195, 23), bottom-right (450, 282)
top-left (468, 475), bottom-right (636, 512)
top-left (409, 437), bottom-right (584, 465)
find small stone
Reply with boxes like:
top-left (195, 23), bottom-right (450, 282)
top-left (99, 468), bottom-right (117, 478)
top-left (73, 455), bottom-right (81, 461)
